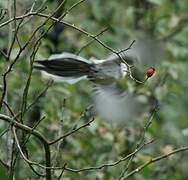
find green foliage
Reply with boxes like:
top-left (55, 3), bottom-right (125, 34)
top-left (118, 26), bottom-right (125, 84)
top-left (0, 0), bottom-right (188, 179)
top-left (0, 164), bottom-right (9, 180)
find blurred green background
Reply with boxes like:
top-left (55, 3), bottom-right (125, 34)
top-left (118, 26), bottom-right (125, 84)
top-left (0, 0), bottom-right (188, 179)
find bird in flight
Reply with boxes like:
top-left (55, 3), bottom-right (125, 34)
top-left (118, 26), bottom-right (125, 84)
top-left (34, 52), bottom-right (130, 85)
top-left (34, 52), bottom-right (154, 124)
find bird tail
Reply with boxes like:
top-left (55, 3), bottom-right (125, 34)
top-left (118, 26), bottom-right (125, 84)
top-left (34, 52), bottom-right (93, 83)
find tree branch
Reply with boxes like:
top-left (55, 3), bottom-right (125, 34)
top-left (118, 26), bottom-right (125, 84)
top-left (123, 146), bottom-right (188, 179)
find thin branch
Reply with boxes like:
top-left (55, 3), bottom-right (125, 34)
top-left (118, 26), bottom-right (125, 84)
top-left (0, 8), bottom-right (7, 21)
top-left (25, 80), bottom-right (53, 112)
top-left (0, 12), bottom-right (120, 53)
top-left (20, 40), bottom-right (41, 121)
top-left (77, 27), bottom-right (109, 55)
top-left (2, 80), bottom-right (52, 124)
top-left (0, 0), bottom-right (67, 110)
top-left (123, 145), bottom-right (188, 179)
top-left (3, 100), bottom-right (46, 177)
top-left (0, 48), bottom-right (8, 59)
top-left (0, 114), bottom-right (49, 146)
top-left (30, 0), bottom-right (37, 13)
top-left (57, 163), bottom-right (67, 180)
top-left (0, 114), bottom-right (51, 180)
top-left (0, 125), bottom-right (10, 138)
top-left (0, 158), bottom-right (9, 169)
top-left (0, 113), bottom-right (154, 174)
top-left (118, 108), bottom-right (157, 178)
top-left (0, 12), bottom-right (133, 62)
top-left (0, 10), bottom-right (143, 85)
top-left (12, 126), bottom-right (47, 170)
top-left (61, 0), bottom-right (86, 18)
top-left (117, 40), bottom-right (136, 54)
top-left (64, 139), bottom-right (154, 173)
top-left (49, 117), bottom-right (95, 145)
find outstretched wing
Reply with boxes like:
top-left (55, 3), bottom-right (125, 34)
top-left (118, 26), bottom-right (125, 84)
top-left (91, 84), bottom-right (147, 125)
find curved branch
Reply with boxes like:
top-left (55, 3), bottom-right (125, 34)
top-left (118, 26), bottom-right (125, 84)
top-left (0, 114), bottom-right (51, 180)
top-left (124, 146), bottom-right (188, 179)
top-left (49, 117), bottom-right (95, 145)
top-left (0, 12), bottom-right (133, 62)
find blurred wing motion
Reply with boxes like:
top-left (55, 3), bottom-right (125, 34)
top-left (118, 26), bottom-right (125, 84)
top-left (92, 84), bottom-right (147, 125)
top-left (107, 36), bottom-right (164, 68)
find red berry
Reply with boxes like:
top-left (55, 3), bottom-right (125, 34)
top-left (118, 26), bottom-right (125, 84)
top-left (146, 67), bottom-right (155, 78)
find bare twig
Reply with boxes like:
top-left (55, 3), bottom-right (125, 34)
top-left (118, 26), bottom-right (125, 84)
top-left (0, 8), bottom-right (7, 21)
top-left (57, 163), bottom-right (67, 180)
top-left (77, 27), bottom-right (109, 55)
top-left (118, 108), bottom-right (157, 178)
top-left (0, 0), bottom-right (67, 110)
top-left (12, 126), bottom-right (46, 168)
top-left (0, 125), bottom-right (10, 138)
top-left (20, 40), bottom-right (41, 121)
top-left (0, 158), bottom-right (9, 169)
top-left (61, 0), bottom-right (86, 18)
top-left (26, 80), bottom-right (53, 113)
top-left (0, 114), bottom-right (51, 180)
top-left (0, 49), bottom-right (8, 59)
top-left (123, 146), bottom-right (188, 179)
top-left (0, 11), bottom-right (133, 64)
top-left (0, 8), bottom-right (142, 86)
top-left (4, 99), bottom-right (46, 177)
top-left (64, 139), bottom-right (154, 173)
top-left (49, 117), bottom-right (95, 145)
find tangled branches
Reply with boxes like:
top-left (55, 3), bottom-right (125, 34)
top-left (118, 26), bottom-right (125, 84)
top-left (0, 0), bottom-right (188, 179)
